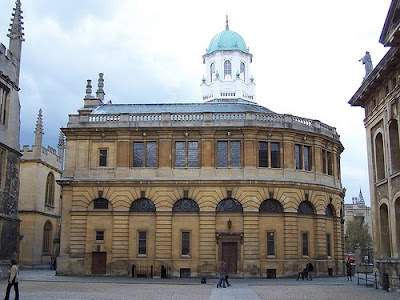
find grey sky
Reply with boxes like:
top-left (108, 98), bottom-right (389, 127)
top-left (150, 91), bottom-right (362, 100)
top-left (0, 0), bottom-right (393, 205)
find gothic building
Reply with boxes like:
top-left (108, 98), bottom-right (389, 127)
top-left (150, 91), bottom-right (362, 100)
top-left (0, 0), bottom-right (24, 277)
top-left (18, 110), bottom-right (64, 266)
top-left (58, 19), bottom-right (345, 278)
top-left (349, 0), bottom-right (400, 284)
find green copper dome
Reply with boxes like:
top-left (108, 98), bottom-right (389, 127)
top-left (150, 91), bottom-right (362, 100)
top-left (207, 27), bottom-right (248, 54)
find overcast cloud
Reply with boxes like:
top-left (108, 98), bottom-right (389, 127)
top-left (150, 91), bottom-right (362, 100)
top-left (0, 0), bottom-right (393, 205)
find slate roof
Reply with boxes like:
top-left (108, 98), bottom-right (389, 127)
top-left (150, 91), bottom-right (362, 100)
top-left (91, 102), bottom-right (275, 115)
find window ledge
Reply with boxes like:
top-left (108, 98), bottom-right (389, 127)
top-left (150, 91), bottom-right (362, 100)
top-left (45, 204), bottom-right (55, 209)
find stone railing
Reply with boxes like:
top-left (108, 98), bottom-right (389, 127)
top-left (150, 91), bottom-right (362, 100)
top-left (69, 111), bottom-right (339, 140)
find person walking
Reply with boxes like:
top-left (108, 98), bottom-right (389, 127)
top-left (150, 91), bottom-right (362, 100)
top-left (306, 260), bottom-right (314, 281)
top-left (296, 262), bottom-right (304, 280)
top-left (223, 262), bottom-right (231, 287)
top-left (346, 261), bottom-right (352, 281)
top-left (3, 259), bottom-right (19, 300)
top-left (216, 262), bottom-right (227, 288)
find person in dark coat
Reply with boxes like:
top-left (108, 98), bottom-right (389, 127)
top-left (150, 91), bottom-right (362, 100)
top-left (346, 261), bottom-right (352, 281)
top-left (223, 262), bottom-right (231, 287)
top-left (306, 260), bottom-right (314, 281)
top-left (216, 262), bottom-right (227, 288)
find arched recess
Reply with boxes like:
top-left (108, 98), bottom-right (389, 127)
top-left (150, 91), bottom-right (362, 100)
top-left (259, 199), bottom-right (283, 213)
top-left (173, 198), bottom-right (199, 212)
top-left (43, 221), bottom-right (52, 254)
top-left (298, 201), bottom-right (315, 215)
top-left (216, 198), bottom-right (243, 212)
top-left (379, 203), bottom-right (391, 257)
top-left (93, 198), bottom-right (110, 210)
top-left (389, 120), bottom-right (400, 172)
top-left (326, 204), bottom-right (335, 217)
top-left (45, 172), bottom-right (55, 206)
top-left (375, 132), bottom-right (385, 181)
top-left (395, 197), bottom-right (400, 256)
top-left (130, 198), bottom-right (156, 212)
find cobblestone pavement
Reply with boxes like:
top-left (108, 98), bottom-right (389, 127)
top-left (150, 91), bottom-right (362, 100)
top-left (0, 269), bottom-right (399, 300)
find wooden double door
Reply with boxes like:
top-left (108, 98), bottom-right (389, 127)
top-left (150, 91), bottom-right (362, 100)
top-left (222, 242), bottom-right (237, 273)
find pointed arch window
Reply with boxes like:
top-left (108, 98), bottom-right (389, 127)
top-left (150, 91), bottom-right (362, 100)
top-left (210, 63), bottom-right (215, 83)
top-left (45, 172), bottom-right (55, 206)
top-left (224, 60), bottom-right (232, 80)
top-left (43, 221), bottom-right (52, 254)
top-left (240, 62), bottom-right (245, 81)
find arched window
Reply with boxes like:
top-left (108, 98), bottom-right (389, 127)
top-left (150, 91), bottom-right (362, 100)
top-left (375, 133), bottom-right (385, 181)
top-left (240, 62), bottom-right (245, 81)
top-left (130, 198), bottom-right (156, 212)
top-left (326, 204), bottom-right (335, 217)
top-left (45, 172), bottom-right (55, 206)
top-left (216, 198), bottom-right (243, 212)
top-left (224, 60), bottom-right (232, 80)
top-left (298, 201), bottom-right (314, 215)
top-left (43, 221), bottom-right (52, 253)
top-left (210, 63), bottom-right (215, 83)
top-left (259, 199), bottom-right (283, 213)
top-left (389, 121), bottom-right (400, 172)
top-left (173, 198), bottom-right (199, 212)
top-left (93, 198), bottom-right (109, 210)
top-left (379, 203), bottom-right (390, 257)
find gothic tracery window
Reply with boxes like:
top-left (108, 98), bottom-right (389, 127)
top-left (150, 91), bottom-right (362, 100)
top-left (45, 172), bottom-right (55, 206)
top-left (43, 221), bottom-right (52, 254)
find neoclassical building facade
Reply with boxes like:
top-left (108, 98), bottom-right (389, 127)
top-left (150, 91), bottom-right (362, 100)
top-left (58, 20), bottom-right (345, 278)
top-left (349, 0), bottom-right (400, 282)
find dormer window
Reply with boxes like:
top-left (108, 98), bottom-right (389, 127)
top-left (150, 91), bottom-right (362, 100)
top-left (210, 63), bottom-right (215, 83)
top-left (240, 62), bottom-right (245, 81)
top-left (224, 60), bottom-right (232, 80)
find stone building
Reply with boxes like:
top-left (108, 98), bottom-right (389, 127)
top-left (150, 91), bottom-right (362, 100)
top-left (344, 189), bottom-right (372, 238)
top-left (0, 0), bottom-right (24, 276)
top-left (58, 20), bottom-right (345, 278)
top-left (18, 109), bottom-right (64, 266)
top-left (349, 0), bottom-right (400, 283)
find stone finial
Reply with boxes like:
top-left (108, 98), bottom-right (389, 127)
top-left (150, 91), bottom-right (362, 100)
top-left (57, 131), bottom-right (65, 160)
top-left (85, 79), bottom-right (92, 99)
top-left (7, 0), bottom-right (25, 43)
top-left (34, 109), bottom-right (43, 146)
top-left (96, 73), bottom-right (105, 101)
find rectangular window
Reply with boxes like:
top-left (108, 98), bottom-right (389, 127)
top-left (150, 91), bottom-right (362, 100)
top-left (304, 146), bottom-right (312, 171)
top-left (326, 234), bottom-right (331, 257)
top-left (96, 230), bottom-right (104, 242)
top-left (99, 149), bottom-right (107, 167)
top-left (302, 232), bottom-right (309, 256)
top-left (0, 148), bottom-right (5, 188)
top-left (258, 142), bottom-right (268, 167)
top-left (271, 142), bottom-right (281, 168)
top-left (295, 144), bottom-right (302, 170)
top-left (267, 231), bottom-right (275, 256)
top-left (327, 151), bottom-right (333, 175)
top-left (175, 141), bottom-right (199, 168)
top-left (0, 85), bottom-right (9, 126)
top-left (230, 141), bottom-right (241, 167)
top-left (133, 141), bottom-right (157, 167)
top-left (138, 231), bottom-right (147, 255)
top-left (322, 150), bottom-right (327, 174)
top-left (217, 141), bottom-right (241, 168)
top-left (181, 231), bottom-right (190, 256)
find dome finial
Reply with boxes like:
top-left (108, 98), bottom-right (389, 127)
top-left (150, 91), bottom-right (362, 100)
top-left (225, 14), bottom-right (229, 30)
